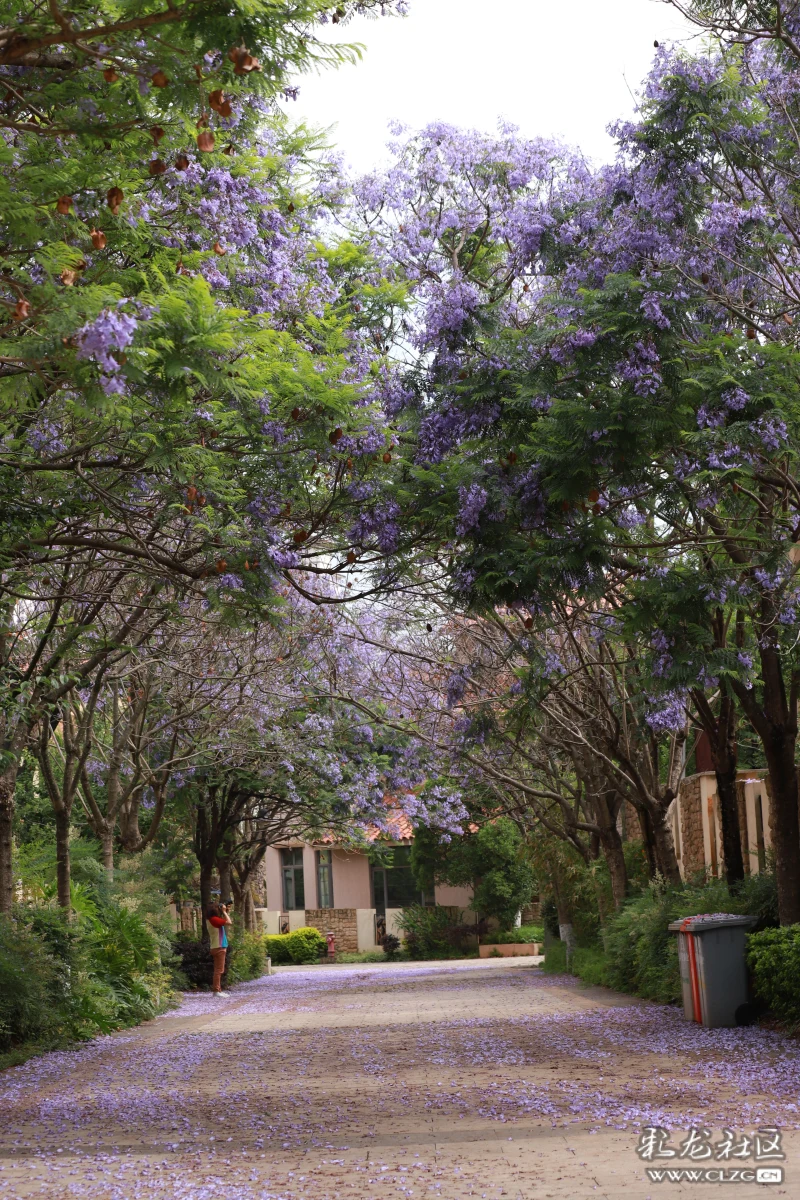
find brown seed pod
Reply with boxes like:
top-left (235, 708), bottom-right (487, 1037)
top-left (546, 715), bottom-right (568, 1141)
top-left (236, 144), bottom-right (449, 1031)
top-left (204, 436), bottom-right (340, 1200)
top-left (213, 241), bottom-right (226, 256)
top-left (103, 67), bottom-right (119, 83)
top-left (287, 202), bottom-right (295, 213)
top-left (426, 623), bottom-right (433, 633)
top-left (290, 407), bottom-right (301, 421)
top-left (209, 89), bottom-right (225, 111)
top-left (56, 195), bottom-right (73, 214)
top-left (196, 130), bottom-right (215, 153)
top-left (701, 272), bottom-right (710, 284)
top-left (588, 488), bottom-right (600, 503)
top-left (107, 186), bottom-right (124, 214)
top-left (217, 99), bottom-right (232, 118)
top-left (215, 558), bottom-right (227, 573)
top-left (222, 143), bottom-right (235, 156)
top-left (174, 153), bottom-right (190, 171)
top-left (346, 458), bottom-right (353, 470)
top-left (13, 299), bottom-right (31, 321)
top-left (90, 228), bottom-right (107, 250)
top-left (148, 158), bottom-right (167, 176)
top-left (783, 312), bottom-right (794, 326)
top-left (329, 427), bottom-right (343, 444)
top-left (293, 529), bottom-right (309, 544)
top-left (507, 450), bottom-right (517, 464)
top-left (383, 452), bottom-right (392, 463)
top-left (524, 617), bottom-right (534, 629)
top-left (346, 550), bottom-right (356, 564)
top-left (746, 326), bottom-right (757, 339)
top-left (60, 268), bottom-right (78, 286)
top-left (151, 70), bottom-right (169, 88)
top-left (150, 125), bottom-right (166, 146)
top-left (593, 503), bottom-right (602, 515)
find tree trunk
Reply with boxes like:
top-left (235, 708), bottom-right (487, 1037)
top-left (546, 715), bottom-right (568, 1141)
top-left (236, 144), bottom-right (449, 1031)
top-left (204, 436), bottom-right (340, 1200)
top-left (651, 809), bottom-right (682, 885)
top-left (599, 823), bottom-right (628, 909)
top-left (245, 887), bottom-right (256, 933)
top-left (698, 691), bottom-right (744, 885)
top-left (637, 807), bottom-right (659, 878)
top-left (54, 807), bottom-right (71, 910)
top-left (764, 739), bottom-right (800, 924)
top-left (715, 765), bottom-right (744, 887)
top-left (0, 765), bottom-right (18, 915)
top-left (218, 857), bottom-right (232, 905)
top-left (100, 826), bottom-right (114, 877)
top-left (199, 858), bottom-right (213, 946)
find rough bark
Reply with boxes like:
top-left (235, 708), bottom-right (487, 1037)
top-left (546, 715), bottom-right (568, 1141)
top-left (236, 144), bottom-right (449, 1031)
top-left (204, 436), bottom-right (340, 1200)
top-left (0, 767), bottom-right (17, 915)
top-left (54, 807), bottom-right (71, 911)
top-left (199, 859), bottom-right (213, 947)
top-left (651, 810), bottom-right (682, 885)
top-left (599, 822), bottom-right (628, 909)
top-left (693, 689), bottom-right (744, 885)
top-left (763, 737), bottom-right (800, 924)
top-left (100, 827), bottom-right (114, 876)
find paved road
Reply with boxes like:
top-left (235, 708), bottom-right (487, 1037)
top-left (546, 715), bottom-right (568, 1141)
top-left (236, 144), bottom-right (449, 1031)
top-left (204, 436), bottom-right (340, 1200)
top-left (0, 958), bottom-right (796, 1198)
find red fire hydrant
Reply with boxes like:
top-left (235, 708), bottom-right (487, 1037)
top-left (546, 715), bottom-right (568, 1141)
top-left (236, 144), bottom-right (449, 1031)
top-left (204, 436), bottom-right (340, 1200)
top-left (326, 932), bottom-right (336, 958)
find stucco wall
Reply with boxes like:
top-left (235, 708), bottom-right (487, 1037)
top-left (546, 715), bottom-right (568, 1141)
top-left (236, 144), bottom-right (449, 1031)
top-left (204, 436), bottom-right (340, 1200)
top-left (433, 883), bottom-right (473, 910)
top-left (331, 850), bottom-right (372, 908)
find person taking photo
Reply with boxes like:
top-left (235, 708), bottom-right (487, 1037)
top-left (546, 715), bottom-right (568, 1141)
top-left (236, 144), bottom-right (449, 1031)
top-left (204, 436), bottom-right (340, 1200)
top-left (206, 902), bottom-right (233, 996)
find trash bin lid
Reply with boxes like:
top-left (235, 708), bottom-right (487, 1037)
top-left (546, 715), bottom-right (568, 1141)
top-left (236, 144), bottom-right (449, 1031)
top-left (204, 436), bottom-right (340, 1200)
top-left (668, 913), bottom-right (758, 933)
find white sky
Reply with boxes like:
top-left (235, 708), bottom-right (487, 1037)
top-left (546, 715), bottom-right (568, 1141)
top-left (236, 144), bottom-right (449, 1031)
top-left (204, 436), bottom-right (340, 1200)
top-left (287, 0), bottom-right (695, 174)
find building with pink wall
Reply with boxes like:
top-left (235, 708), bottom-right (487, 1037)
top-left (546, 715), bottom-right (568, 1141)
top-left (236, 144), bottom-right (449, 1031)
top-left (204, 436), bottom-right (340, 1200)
top-left (259, 837), bottom-right (473, 948)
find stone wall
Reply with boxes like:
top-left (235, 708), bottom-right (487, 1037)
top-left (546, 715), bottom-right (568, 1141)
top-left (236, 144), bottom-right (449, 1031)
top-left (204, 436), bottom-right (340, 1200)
top-left (304, 908), bottom-right (359, 953)
top-left (678, 774), bottom-right (706, 877)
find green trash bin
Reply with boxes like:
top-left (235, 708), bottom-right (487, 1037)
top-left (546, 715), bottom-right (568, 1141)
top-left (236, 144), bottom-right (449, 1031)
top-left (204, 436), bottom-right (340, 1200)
top-left (668, 915), bottom-right (757, 1028)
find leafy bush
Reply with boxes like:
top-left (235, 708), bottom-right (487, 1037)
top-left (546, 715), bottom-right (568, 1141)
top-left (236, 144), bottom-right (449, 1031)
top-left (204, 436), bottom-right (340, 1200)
top-left (397, 905), bottom-right (477, 959)
top-left (382, 933), bottom-right (401, 959)
top-left (264, 933), bottom-right (293, 965)
top-left (264, 926), bottom-right (326, 965)
top-left (0, 916), bottom-right (67, 1051)
top-left (287, 926), bottom-right (326, 963)
top-left (173, 939), bottom-right (214, 989)
top-left (747, 925), bottom-right (800, 1026)
top-left (490, 924), bottom-right (544, 944)
top-left (543, 941), bottom-right (611, 986)
top-left (227, 931), bottom-right (268, 983)
top-left (602, 874), bottom-right (777, 1004)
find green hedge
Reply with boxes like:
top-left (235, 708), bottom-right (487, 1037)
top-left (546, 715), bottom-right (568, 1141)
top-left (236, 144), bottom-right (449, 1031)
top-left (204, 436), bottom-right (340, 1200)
top-left (543, 874), bottom-right (778, 1007)
top-left (264, 926), bottom-right (326, 965)
top-left (747, 925), bottom-right (800, 1027)
top-left (489, 923), bottom-right (544, 944)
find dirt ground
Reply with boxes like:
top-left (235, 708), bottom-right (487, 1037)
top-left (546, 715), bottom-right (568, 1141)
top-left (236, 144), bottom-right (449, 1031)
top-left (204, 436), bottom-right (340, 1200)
top-left (0, 957), bottom-right (796, 1199)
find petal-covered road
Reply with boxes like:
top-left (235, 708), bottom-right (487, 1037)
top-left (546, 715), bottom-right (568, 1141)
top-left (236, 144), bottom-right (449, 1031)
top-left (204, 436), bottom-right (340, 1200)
top-left (0, 959), bottom-right (796, 1199)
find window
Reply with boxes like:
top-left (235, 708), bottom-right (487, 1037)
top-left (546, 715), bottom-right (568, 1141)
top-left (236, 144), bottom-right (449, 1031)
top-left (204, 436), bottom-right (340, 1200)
top-left (316, 849), bottom-right (334, 909)
top-left (281, 847), bottom-right (305, 910)
top-left (371, 846), bottom-right (427, 912)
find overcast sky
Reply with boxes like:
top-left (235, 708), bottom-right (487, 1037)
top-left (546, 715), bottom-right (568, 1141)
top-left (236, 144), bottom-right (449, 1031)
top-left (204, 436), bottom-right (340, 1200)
top-left (286, 0), bottom-right (695, 173)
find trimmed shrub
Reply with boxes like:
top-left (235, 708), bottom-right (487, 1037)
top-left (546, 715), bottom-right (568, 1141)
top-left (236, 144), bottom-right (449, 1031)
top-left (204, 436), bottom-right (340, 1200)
top-left (264, 926), bottom-right (326, 965)
top-left (747, 925), bottom-right (800, 1027)
top-left (264, 933), bottom-right (293, 965)
top-left (286, 926), bottom-right (326, 963)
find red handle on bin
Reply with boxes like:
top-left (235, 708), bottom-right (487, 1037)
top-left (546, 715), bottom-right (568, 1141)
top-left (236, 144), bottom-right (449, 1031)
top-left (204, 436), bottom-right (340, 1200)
top-left (680, 918), bottom-right (702, 1023)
